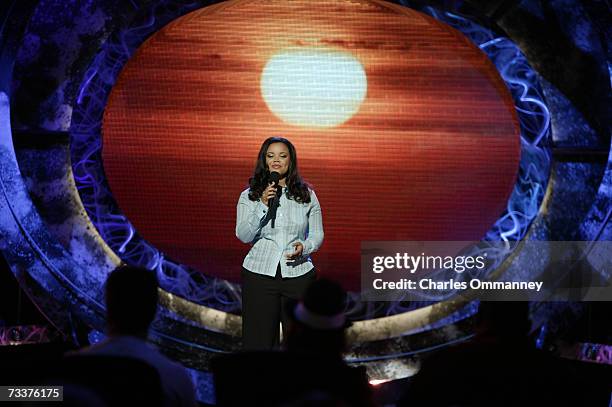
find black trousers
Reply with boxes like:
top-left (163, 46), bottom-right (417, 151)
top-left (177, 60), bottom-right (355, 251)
top-left (241, 264), bottom-right (315, 350)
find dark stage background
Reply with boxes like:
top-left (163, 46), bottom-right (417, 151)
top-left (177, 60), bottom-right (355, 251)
top-left (1, 0), bottom-right (610, 404)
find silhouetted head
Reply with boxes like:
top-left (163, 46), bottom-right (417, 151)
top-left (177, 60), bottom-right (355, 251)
top-left (286, 278), bottom-right (349, 357)
top-left (105, 265), bottom-right (159, 338)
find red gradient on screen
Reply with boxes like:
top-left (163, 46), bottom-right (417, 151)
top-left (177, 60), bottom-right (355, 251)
top-left (102, 0), bottom-right (520, 290)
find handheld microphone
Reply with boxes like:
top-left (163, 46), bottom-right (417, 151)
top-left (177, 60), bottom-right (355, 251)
top-left (269, 171), bottom-right (281, 186)
top-left (268, 171), bottom-right (281, 228)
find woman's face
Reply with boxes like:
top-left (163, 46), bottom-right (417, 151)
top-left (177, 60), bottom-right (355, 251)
top-left (266, 142), bottom-right (291, 178)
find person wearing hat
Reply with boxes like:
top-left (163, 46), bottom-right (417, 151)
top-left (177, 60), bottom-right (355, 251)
top-left (285, 277), bottom-right (351, 358)
top-left (211, 278), bottom-right (375, 407)
top-left (284, 278), bottom-right (376, 407)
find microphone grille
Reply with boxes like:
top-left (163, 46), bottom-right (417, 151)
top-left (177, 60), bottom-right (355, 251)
top-left (269, 171), bottom-right (281, 182)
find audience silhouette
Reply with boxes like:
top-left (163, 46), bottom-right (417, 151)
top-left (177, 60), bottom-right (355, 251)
top-left (213, 277), bottom-right (375, 407)
top-left (284, 277), bottom-right (349, 357)
top-left (67, 265), bottom-right (197, 407)
top-left (396, 301), bottom-right (612, 407)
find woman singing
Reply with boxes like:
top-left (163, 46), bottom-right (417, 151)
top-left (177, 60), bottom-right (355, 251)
top-left (236, 137), bottom-right (324, 350)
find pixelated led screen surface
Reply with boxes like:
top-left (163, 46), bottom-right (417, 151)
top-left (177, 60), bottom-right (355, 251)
top-left (102, 0), bottom-right (520, 290)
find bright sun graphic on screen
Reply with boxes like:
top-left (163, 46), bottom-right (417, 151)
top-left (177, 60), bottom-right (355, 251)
top-left (260, 48), bottom-right (367, 128)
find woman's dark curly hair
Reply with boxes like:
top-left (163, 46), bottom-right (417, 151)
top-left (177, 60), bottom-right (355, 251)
top-left (248, 137), bottom-right (311, 203)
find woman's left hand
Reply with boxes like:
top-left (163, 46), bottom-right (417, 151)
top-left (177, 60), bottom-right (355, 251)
top-left (286, 242), bottom-right (304, 260)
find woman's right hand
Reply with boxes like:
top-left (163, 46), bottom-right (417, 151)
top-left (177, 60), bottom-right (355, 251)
top-left (261, 183), bottom-right (277, 207)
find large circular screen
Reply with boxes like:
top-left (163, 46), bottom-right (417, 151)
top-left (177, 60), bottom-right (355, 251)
top-left (102, 0), bottom-right (520, 290)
